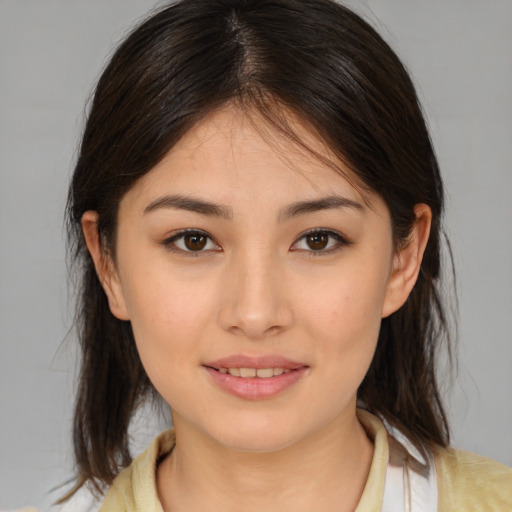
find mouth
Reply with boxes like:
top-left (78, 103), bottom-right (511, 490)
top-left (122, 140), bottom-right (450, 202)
top-left (202, 356), bottom-right (309, 400)
top-left (206, 367), bottom-right (293, 378)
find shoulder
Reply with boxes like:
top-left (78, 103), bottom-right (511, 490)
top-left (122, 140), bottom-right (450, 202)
top-left (435, 447), bottom-right (512, 511)
top-left (99, 429), bottom-right (176, 512)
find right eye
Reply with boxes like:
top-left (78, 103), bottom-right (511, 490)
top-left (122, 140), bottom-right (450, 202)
top-left (163, 230), bottom-right (220, 254)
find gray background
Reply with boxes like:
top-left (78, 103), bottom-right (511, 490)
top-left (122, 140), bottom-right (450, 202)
top-left (1, 0), bottom-right (511, 510)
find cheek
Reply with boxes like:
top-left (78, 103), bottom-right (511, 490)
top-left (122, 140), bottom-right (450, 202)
top-left (295, 255), bottom-right (390, 365)
top-left (119, 262), bottom-right (217, 373)
top-left (303, 270), bottom-right (387, 333)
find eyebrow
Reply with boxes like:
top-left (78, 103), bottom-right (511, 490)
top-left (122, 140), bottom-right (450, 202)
top-left (143, 194), bottom-right (363, 220)
top-left (278, 195), bottom-right (364, 221)
top-left (144, 194), bottom-right (233, 219)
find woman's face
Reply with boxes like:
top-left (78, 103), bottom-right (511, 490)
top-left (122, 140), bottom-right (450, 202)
top-left (89, 105), bottom-right (424, 452)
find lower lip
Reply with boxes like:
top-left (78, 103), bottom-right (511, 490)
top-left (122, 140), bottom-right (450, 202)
top-left (203, 366), bottom-right (309, 400)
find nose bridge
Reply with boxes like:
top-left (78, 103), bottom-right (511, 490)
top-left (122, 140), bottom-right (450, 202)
top-left (218, 245), bottom-right (293, 339)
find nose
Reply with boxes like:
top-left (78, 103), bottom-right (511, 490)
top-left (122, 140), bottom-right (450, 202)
top-left (217, 251), bottom-right (294, 340)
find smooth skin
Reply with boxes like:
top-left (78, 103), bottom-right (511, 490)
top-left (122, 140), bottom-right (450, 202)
top-left (82, 104), bottom-right (431, 512)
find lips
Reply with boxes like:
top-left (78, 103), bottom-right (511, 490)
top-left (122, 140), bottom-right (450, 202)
top-left (203, 355), bottom-right (309, 400)
top-left (219, 367), bottom-right (292, 378)
top-left (204, 354), bottom-right (306, 371)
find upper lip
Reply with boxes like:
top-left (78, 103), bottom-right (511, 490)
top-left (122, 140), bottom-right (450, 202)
top-left (203, 354), bottom-right (308, 370)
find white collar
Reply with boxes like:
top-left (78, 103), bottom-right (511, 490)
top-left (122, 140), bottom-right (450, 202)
top-left (381, 420), bottom-right (438, 512)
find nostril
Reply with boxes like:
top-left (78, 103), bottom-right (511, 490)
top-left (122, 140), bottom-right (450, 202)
top-left (217, 292), bottom-right (294, 340)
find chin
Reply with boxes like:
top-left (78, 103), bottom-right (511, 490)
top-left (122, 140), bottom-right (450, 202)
top-left (202, 409), bottom-right (312, 453)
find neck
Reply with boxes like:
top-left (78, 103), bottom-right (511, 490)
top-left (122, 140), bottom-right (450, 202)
top-left (157, 408), bottom-right (374, 512)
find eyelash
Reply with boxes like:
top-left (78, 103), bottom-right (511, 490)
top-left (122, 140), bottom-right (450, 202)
top-left (291, 228), bottom-right (350, 256)
top-left (162, 228), bottom-right (350, 257)
top-left (162, 229), bottom-right (220, 257)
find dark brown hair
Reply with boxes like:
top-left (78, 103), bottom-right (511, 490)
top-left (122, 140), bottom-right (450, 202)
top-left (66, 0), bottom-right (453, 498)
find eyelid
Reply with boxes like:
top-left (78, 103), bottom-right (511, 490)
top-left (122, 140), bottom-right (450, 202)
top-left (161, 227), bottom-right (350, 256)
top-left (162, 228), bottom-right (221, 255)
top-left (290, 228), bottom-right (350, 255)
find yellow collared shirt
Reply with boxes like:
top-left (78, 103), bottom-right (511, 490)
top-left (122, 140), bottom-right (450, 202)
top-left (100, 410), bottom-right (512, 511)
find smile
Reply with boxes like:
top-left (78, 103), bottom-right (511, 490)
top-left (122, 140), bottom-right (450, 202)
top-left (203, 358), bottom-right (309, 400)
top-left (217, 367), bottom-right (292, 378)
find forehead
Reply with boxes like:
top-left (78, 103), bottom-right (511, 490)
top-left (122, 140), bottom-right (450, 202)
top-left (122, 104), bottom-right (376, 211)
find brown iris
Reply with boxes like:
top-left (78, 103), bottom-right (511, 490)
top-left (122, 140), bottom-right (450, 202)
top-left (306, 232), bottom-right (329, 250)
top-left (184, 233), bottom-right (208, 251)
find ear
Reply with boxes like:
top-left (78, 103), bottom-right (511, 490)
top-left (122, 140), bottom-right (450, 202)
top-left (81, 211), bottom-right (130, 321)
top-left (381, 204), bottom-right (432, 318)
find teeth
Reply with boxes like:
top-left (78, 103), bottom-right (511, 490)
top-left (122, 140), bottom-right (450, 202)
top-left (240, 368), bottom-right (256, 378)
top-left (256, 368), bottom-right (274, 378)
top-left (220, 367), bottom-right (291, 378)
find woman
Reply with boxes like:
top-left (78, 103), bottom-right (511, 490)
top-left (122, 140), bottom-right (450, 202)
top-left (64, 0), bottom-right (512, 510)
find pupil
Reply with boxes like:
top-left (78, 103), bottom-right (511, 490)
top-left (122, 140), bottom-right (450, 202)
top-left (185, 234), bottom-right (207, 251)
top-left (307, 233), bottom-right (328, 250)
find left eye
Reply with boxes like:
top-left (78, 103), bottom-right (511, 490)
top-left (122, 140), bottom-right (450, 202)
top-left (165, 230), bottom-right (219, 253)
top-left (292, 230), bottom-right (346, 252)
